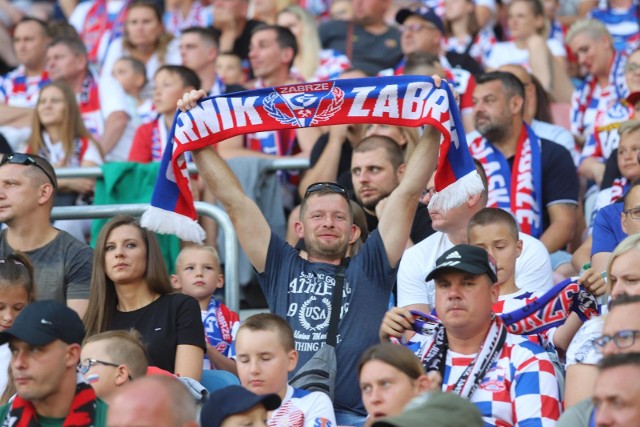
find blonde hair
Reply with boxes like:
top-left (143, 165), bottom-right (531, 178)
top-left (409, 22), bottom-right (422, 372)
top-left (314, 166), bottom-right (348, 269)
top-left (566, 19), bottom-right (613, 46)
top-left (175, 245), bottom-right (220, 270)
top-left (618, 119), bottom-right (640, 138)
top-left (83, 329), bottom-right (149, 379)
top-left (607, 234), bottom-right (640, 295)
top-left (277, 5), bottom-right (321, 81)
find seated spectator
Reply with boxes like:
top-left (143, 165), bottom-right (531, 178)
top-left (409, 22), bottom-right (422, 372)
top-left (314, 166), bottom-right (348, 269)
top-left (200, 385), bottom-right (281, 427)
top-left (318, 0), bottom-right (402, 76)
top-left (358, 343), bottom-right (433, 424)
top-left (171, 245), bottom-right (239, 374)
top-left (27, 81), bottom-right (103, 241)
top-left (163, 0), bottom-right (214, 37)
top-left (107, 375), bottom-right (198, 427)
top-left (79, 329), bottom-right (149, 404)
top-left (0, 153), bottom-right (93, 315)
top-left (329, 0), bottom-right (351, 21)
top-left (591, 353), bottom-right (640, 426)
top-left (216, 52), bottom-right (245, 87)
top-left (0, 252), bottom-right (35, 401)
top-left (234, 313), bottom-right (336, 426)
top-left (83, 215), bottom-right (205, 380)
top-left (213, 0), bottom-right (264, 62)
top-left (381, 245), bottom-right (562, 426)
top-left (276, 5), bottom-right (351, 82)
top-left (588, 0), bottom-right (639, 53)
top-left (485, 0), bottom-right (572, 102)
top-left (443, 0), bottom-right (496, 68)
top-left (129, 65), bottom-right (199, 162)
top-left (567, 19), bottom-right (628, 147)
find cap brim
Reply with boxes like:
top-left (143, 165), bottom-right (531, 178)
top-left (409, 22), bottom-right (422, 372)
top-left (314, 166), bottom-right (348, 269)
top-left (0, 327), bottom-right (56, 347)
top-left (426, 264), bottom-right (497, 283)
top-left (395, 9), bottom-right (413, 24)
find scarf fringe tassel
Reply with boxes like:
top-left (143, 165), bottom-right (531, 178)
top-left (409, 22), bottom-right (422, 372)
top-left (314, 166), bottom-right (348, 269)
top-left (140, 205), bottom-right (206, 243)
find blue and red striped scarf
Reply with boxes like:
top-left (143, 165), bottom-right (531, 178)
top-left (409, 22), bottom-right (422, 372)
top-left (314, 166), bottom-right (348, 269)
top-left (140, 76), bottom-right (482, 242)
top-left (469, 123), bottom-right (544, 238)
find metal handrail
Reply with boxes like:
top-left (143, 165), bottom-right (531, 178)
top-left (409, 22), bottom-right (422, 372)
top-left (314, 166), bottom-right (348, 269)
top-left (51, 202), bottom-right (241, 312)
top-left (54, 159), bottom-right (310, 178)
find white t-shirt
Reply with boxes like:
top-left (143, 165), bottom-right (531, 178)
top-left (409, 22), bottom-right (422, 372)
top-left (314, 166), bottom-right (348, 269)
top-left (565, 316), bottom-right (605, 368)
top-left (397, 231), bottom-right (553, 309)
top-left (485, 39), bottom-right (566, 71)
top-left (0, 343), bottom-right (9, 395)
top-left (269, 385), bottom-right (336, 427)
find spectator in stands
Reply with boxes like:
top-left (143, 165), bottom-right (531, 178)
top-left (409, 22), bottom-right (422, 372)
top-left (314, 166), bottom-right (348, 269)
top-left (234, 313), bottom-right (336, 426)
top-left (201, 385), bottom-right (281, 427)
top-left (163, 0), bottom-right (214, 37)
top-left (564, 235), bottom-right (640, 409)
top-left (46, 37), bottom-right (129, 162)
top-left (319, 0), bottom-right (402, 76)
top-left (0, 252), bottom-right (35, 402)
top-left (358, 343), bottom-right (434, 424)
top-left (0, 300), bottom-right (108, 424)
top-left (468, 71), bottom-right (579, 264)
top-left (394, 6), bottom-right (479, 132)
top-left (83, 215), bottom-right (205, 380)
top-left (498, 64), bottom-right (578, 164)
top-left (567, 19), bottom-right (627, 147)
top-left (381, 245), bottom-right (562, 426)
top-left (68, 0), bottom-right (128, 69)
top-left (397, 160), bottom-right (554, 314)
top-left (587, 0), bottom-right (639, 53)
top-left (592, 353), bottom-right (640, 427)
top-left (216, 52), bottom-right (245, 86)
top-left (213, 0), bottom-right (264, 61)
top-left (443, 0), bottom-right (496, 68)
top-left (79, 329), bottom-right (148, 404)
top-left (27, 81), bottom-right (102, 242)
top-left (179, 77), bottom-right (443, 425)
top-left (171, 245), bottom-right (238, 374)
top-left (485, 0), bottom-right (573, 102)
top-left (128, 65), bottom-right (199, 162)
top-left (0, 18), bottom-right (50, 130)
top-left (329, 0), bottom-right (351, 21)
top-left (0, 153), bottom-right (93, 316)
top-left (252, 0), bottom-right (291, 25)
top-left (111, 56), bottom-right (155, 136)
top-left (276, 5), bottom-right (351, 82)
top-left (107, 375), bottom-right (198, 427)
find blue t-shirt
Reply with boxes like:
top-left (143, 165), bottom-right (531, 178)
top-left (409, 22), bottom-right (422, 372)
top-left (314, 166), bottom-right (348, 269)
top-left (592, 201), bottom-right (627, 256)
top-left (258, 231), bottom-right (397, 415)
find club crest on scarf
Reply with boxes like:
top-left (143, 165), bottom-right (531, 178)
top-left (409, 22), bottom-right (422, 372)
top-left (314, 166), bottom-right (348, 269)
top-left (267, 82), bottom-right (345, 127)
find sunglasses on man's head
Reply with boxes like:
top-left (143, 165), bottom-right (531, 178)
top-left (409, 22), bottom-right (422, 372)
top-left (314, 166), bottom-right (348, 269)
top-left (304, 182), bottom-right (349, 201)
top-left (0, 153), bottom-right (57, 188)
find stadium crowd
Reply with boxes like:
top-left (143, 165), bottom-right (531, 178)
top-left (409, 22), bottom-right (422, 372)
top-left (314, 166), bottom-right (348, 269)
top-left (0, 0), bottom-right (637, 426)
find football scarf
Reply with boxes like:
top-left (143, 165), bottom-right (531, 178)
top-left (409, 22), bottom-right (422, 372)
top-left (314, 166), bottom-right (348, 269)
top-left (469, 122), bottom-right (544, 238)
top-left (140, 75), bottom-right (483, 242)
top-left (82, 0), bottom-right (128, 65)
top-left (3, 375), bottom-right (98, 427)
top-left (203, 297), bottom-right (238, 358)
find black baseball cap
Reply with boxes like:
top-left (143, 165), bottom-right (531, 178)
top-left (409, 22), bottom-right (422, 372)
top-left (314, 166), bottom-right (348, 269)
top-left (426, 244), bottom-right (498, 283)
top-left (0, 300), bottom-right (85, 346)
top-left (200, 385), bottom-right (281, 427)
top-left (396, 6), bottom-right (445, 34)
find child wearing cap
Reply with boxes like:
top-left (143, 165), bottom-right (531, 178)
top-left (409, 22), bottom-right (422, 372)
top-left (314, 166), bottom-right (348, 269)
top-left (200, 385), bottom-right (281, 427)
top-left (234, 314), bottom-right (336, 427)
top-left (172, 245), bottom-right (239, 374)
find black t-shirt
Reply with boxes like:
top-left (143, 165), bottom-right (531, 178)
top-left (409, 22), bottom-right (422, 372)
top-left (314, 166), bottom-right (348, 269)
top-left (506, 138), bottom-right (579, 232)
top-left (109, 293), bottom-right (205, 373)
top-left (602, 148), bottom-right (621, 189)
top-left (445, 51), bottom-right (484, 76)
top-left (233, 19), bottom-right (264, 60)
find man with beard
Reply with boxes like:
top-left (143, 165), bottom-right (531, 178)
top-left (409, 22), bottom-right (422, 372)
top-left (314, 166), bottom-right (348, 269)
top-left (467, 71), bottom-right (579, 259)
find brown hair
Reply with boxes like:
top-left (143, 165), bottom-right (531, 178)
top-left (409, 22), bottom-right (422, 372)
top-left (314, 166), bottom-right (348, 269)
top-left (358, 342), bottom-right (424, 379)
top-left (83, 329), bottom-right (149, 379)
top-left (0, 252), bottom-right (36, 302)
top-left (123, 0), bottom-right (174, 64)
top-left (468, 207), bottom-right (520, 241)
top-left (83, 215), bottom-right (173, 336)
top-left (237, 313), bottom-right (295, 352)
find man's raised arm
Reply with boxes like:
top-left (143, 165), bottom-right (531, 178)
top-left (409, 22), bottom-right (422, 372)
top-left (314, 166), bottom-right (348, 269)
top-left (180, 90), bottom-right (272, 273)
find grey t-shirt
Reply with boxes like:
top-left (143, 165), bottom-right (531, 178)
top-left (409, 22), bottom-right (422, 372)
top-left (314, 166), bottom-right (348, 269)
top-left (0, 229), bottom-right (93, 302)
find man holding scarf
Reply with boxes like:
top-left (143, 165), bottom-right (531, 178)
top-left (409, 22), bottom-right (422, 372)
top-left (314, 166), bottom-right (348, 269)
top-left (467, 71), bottom-right (579, 267)
top-left (0, 300), bottom-right (107, 426)
top-left (380, 245), bottom-right (562, 426)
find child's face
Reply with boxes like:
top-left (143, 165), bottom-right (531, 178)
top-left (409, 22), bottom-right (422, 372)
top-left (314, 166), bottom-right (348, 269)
top-left (172, 248), bottom-right (223, 302)
top-left (0, 286), bottom-right (29, 331)
top-left (216, 55), bottom-right (243, 85)
top-left (79, 340), bottom-right (120, 401)
top-left (468, 222), bottom-right (521, 286)
top-left (221, 405), bottom-right (269, 427)
top-left (235, 328), bottom-right (297, 398)
top-left (153, 69), bottom-right (190, 115)
top-left (113, 60), bottom-right (144, 95)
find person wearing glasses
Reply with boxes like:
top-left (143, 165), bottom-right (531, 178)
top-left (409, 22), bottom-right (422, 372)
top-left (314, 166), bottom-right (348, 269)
top-left (78, 330), bottom-right (148, 405)
top-left (179, 76), bottom-right (442, 426)
top-left (0, 300), bottom-right (107, 425)
top-left (0, 153), bottom-right (93, 318)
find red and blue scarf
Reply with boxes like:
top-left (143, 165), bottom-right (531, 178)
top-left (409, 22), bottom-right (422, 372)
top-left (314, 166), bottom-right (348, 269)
top-left (469, 123), bottom-right (544, 238)
top-left (140, 76), bottom-right (481, 242)
top-left (203, 297), bottom-right (239, 359)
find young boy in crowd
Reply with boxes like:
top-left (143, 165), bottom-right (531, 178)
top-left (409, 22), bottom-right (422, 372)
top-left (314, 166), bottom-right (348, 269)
top-left (128, 65), bottom-right (200, 162)
top-left (172, 245), bottom-right (239, 374)
top-left (234, 313), bottom-right (336, 427)
top-left (112, 57), bottom-right (154, 122)
top-left (216, 52), bottom-right (245, 86)
top-left (200, 385), bottom-right (282, 427)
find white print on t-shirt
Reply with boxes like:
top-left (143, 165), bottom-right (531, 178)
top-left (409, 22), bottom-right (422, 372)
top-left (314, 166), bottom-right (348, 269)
top-left (286, 272), bottom-right (351, 353)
